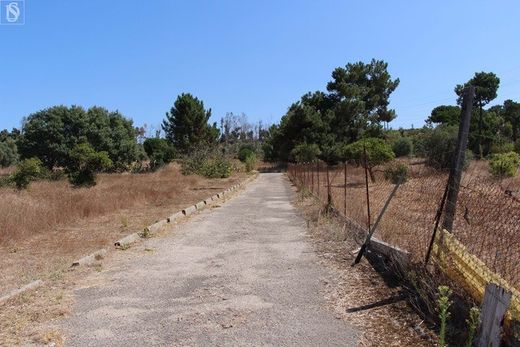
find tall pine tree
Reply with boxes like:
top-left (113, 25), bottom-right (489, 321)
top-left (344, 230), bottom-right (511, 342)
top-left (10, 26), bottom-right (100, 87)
top-left (162, 93), bottom-right (219, 153)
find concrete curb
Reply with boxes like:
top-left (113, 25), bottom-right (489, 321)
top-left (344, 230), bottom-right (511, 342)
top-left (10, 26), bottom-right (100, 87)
top-left (195, 201), bottom-right (206, 210)
top-left (0, 280), bottom-right (44, 304)
top-left (182, 205), bottom-right (197, 216)
top-left (167, 211), bottom-right (184, 223)
top-left (73, 175), bottom-right (259, 267)
top-left (71, 248), bottom-right (108, 267)
top-left (114, 233), bottom-right (140, 247)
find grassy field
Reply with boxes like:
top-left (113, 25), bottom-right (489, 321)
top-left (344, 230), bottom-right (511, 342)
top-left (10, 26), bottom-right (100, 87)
top-left (0, 164), bottom-right (246, 294)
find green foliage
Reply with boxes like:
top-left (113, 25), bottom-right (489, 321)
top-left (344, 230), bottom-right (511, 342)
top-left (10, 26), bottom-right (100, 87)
top-left (238, 145), bottom-right (255, 162)
top-left (0, 139), bottom-right (18, 167)
top-left (342, 138), bottom-right (395, 181)
top-left (428, 105), bottom-right (461, 126)
top-left (244, 153), bottom-right (256, 173)
top-left (422, 125), bottom-right (459, 169)
top-left (290, 143), bottom-right (321, 163)
top-left (264, 59), bottom-right (399, 162)
top-left (12, 158), bottom-right (45, 189)
top-left (162, 93), bottom-right (219, 154)
top-left (489, 151), bottom-right (520, 178)
top-left (437, 285), bottom-right (453, 347)
top-left (392, 137), bottom-right (413, 157)
top-left (384, 161), bottom-right (408, 184)
top-left (18, 105), bottom-right (138, 170)
top-left (181, 148), bottom-right (231, 178)
top-left (67, 143), bottom-right (113, 187)
top-left (143, 138), bottom-right (176, 170)
top-left (464, 307), bottom-right (480, 347)
top-left (490, 140), bottom-right (514, 154)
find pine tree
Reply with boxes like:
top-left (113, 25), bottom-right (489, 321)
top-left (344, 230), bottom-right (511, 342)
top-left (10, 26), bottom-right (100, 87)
top-left (162, 93), bottom-right (219, 153)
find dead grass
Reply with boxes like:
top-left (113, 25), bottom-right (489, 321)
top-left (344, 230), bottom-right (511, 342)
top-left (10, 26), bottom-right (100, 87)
top-left (0, 163), bottom-right (246, 293)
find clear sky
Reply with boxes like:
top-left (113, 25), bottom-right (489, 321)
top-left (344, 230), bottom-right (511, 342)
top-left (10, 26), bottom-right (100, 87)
top-left (1, 0), bottom-right (519, 132)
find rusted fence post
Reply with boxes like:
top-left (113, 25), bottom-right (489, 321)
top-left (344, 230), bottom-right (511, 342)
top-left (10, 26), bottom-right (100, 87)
top-left (344, 161), bottom-right (347, 217)
top-left (326, 163), bottom-right (332, 209)
top-left (311, 161), bottom-right (314, 193)
top-left (316, 160), bottom-right (321, 200)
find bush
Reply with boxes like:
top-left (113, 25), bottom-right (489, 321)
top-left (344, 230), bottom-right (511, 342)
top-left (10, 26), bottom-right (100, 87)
top-left (143, 138), bottom-right (176, 170)
top-left (12, 157), bottom-right (45, 189)
top-left (384, 161), bottom-right (409, 184)
top-left (290, 143), bottom-right (321, 163)
top-left (422, 125), bottom-right (458, 169)
top-left (0, 139), bottom-right (18, 167)
top-left (244, 153), bottom-right (256, 172)
top-left (342, 138), bottom-right (395, 182)
top-left (392, 137), bottom-right (413, 157)
top-left (489, 151), bottom-right (520, 178)
top-left (181, 148), bottom-right (231, 178)
top-left (238, 145), bottom-right (255, 162)
top-left (67, 143), bottom-right (113, 187)
top-left (490, 141), bottom-right (515, 154)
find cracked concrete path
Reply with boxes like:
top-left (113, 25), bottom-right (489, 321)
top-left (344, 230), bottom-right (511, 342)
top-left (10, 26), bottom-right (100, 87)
top-left (61, 173), bottom-right (359, 346)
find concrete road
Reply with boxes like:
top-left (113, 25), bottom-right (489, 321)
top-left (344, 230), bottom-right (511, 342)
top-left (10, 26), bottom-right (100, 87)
top-left (61, 173), bottom-right (359, 346)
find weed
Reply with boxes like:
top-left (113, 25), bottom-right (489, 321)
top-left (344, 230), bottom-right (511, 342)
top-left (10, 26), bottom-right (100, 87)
top-left (118, 243), bottom-right (131, 250)
top-left (437, 285), bottom-right (453, 347)
top-left (464, 307), bottom-right (481, 347)
top-left (139, 227), bottom-right (151, 239)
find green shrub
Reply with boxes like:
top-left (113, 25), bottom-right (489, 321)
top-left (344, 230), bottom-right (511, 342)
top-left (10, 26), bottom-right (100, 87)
top-left (392, 137), bottom-right (413, 157)
top-left (143, 138), bottom-right (176, 170)
top-left (489, 151), bottom-right (520, 178)
top-left (490, 141), bottom-right (515, 154)
top-left (384, 161), bottom-right (409, 184)
top-left (12, 157), bottom-right (45, 189)
top-left (181, 148), bottom-right (231, 178)
top-left (342, 138), bottom-right (395, 182)
top-left (437, 286), bottom-right (453, 347)
top-left (422, 125), bottom-right (458, 169)
top-left (290, 143), bottom-right (321, 163)
top-left (515, 138), bottom-right (520, 154)
top-left (0, 139), bottom-right (18, 167)
top-left (238, 145), bottom-right (255, 162)
top-left (244, 153), bottom-right (256, 172)
top-left (67, 143), bottom-right (113, 187)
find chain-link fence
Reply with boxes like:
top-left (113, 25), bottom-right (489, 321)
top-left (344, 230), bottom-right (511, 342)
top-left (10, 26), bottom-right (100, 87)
top-left (287, 158), bottom-right (520, 323)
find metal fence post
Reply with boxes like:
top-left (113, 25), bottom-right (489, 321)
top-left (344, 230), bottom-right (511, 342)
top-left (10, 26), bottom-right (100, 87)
top-left (326, 163), bottom-right (332, 208)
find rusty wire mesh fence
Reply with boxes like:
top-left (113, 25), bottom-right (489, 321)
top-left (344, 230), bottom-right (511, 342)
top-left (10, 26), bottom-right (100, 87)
top-left (287, 159), bottom-right (520, 290)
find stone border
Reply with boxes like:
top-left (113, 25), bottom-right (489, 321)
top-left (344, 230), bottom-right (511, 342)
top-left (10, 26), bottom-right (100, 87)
top-left (0, 280), bottom-right (44, 305)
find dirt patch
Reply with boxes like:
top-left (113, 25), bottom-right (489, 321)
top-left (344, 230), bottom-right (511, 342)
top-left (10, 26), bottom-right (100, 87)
top-left (293, 191), bottom-right (436, 346)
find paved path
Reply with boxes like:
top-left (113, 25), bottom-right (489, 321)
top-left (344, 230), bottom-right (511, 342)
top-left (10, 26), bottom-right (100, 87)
top-left (61, 173), bottom-right (359, 346)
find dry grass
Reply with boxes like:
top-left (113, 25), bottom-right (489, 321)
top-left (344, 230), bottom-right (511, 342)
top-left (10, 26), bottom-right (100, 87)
top-left (0, 164), bottom-right (246, 293)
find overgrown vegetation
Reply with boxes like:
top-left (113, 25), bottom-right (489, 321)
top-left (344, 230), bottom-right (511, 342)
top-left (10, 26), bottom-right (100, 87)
top-left (489, 151), bottom-right (520, 178)
top-left (12, 158), bottom-right (45, 189)
top-left (143, 138), bottom-right (176, 170)
top-left (66, 143), bottom-right (113, 187)
top-left (342, 138), bottom-right (395, 181)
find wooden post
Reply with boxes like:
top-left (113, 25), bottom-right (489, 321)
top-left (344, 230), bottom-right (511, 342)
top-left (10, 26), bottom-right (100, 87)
top-left (344, 161), bottom-right (347, 216)
top-left (443, 86), bottom-right (475, 231)
top-left (311, 161), bottom-right (314, 193)
top-left (477, 283), bottom-right (512, 347)
top-left (326, 163), bottom-right (332, 208)
top-left (363, 143), bottom-right (371, 233)
top-left (317, 161), bottom-right (320, 199)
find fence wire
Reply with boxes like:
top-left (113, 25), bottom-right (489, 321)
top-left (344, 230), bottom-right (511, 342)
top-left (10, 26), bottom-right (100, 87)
top-left (288, 159), bottom-right (520, 289)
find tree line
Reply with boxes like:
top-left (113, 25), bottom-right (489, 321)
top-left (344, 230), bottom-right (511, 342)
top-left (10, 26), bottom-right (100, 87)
top-left (0, 94), bottom-right (267, 188)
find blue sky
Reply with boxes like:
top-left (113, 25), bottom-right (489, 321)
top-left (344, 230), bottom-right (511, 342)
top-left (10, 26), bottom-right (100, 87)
top-left (1, 0), bottom-right (519, 132)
